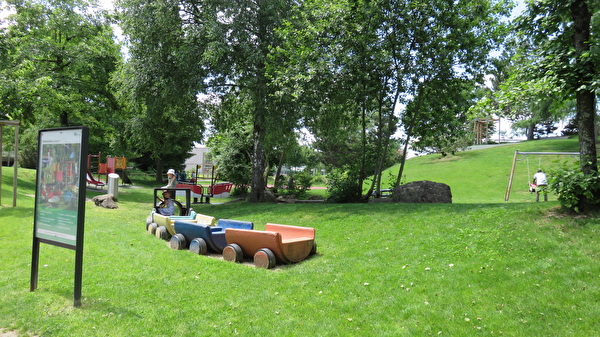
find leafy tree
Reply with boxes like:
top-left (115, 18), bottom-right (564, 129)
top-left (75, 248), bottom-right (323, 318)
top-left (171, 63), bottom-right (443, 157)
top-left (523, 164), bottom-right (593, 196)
top-left (391, 0), bottom-right (512, 186)
top-left (115, 0), bottom-right (206, 180)
top-left (117, 0), bottom-right (296, 197)
top-left (273, 0), bottom-right (406, 201)
top-left (0, 0), bottom-right (123, 167)
top-left (516, 0), bottom-right (599, 175)
top-left (409, 78), bottom-right (476, 156)
top-left (274, 0), bottom-right (511, 201)
top-left (206, 127), bottom-right (253, 192)
top-left (487, 43), bottom-right (574, 141)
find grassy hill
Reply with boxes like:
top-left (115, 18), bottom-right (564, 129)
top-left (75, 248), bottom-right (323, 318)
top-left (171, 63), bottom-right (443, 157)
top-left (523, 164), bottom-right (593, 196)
top-left (380, 137), bottom-right (580, 203)
top-left (0, 137), bottom-right (598, 336)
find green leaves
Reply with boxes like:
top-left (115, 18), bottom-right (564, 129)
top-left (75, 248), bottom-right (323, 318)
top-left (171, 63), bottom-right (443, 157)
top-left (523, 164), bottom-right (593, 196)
top-left (1, 0), bottom-right (123, 166)
top-left (550, 164), bottom-right (600, 213)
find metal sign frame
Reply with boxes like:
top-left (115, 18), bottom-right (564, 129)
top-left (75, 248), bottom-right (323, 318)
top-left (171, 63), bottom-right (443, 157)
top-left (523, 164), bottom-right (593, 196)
top-left (30, 126), bottom-right (89, 307)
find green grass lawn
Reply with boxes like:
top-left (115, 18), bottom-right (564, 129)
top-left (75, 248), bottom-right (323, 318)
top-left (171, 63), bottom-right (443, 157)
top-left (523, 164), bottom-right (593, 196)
top-left (1, 137), bottom-right (599, 336)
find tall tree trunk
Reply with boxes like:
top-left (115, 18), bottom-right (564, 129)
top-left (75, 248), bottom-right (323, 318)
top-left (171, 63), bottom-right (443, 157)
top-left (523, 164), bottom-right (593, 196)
top-left (60, 111), bottom-right (69, 127)
top-left (395, 134), bottom-right (411, 187)
top-left (250, 112), bottom-right (267, 202)
top-left (249, 0), bottom-right (269, 202)
top-left (273, 147), bottom-right (287, 193)
top-left (526, 123), bottom-right (536, 140)
top-left (155, 158), bottom-right (163, 183)
top-left (365, 96), bottom-right (392, 199)
top-left (359, 100), bottom-right (367, 190)
top-left (571, 0), bottom-right (597, 175)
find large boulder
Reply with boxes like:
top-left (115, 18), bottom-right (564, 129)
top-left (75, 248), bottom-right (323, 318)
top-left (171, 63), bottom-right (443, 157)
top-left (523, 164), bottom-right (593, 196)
top-left (392, 180), bottom-right (452, 203)
top-left (92, 194), bottom-right (118, 209)
top-left (263, 190), bottom-right (278, 203)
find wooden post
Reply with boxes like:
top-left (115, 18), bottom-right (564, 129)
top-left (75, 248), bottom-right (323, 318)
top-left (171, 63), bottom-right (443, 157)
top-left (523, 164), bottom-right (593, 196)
top-left (12, 123), bottom-right (19, 207)
top-left (505, 151), bottom-right (519, 202)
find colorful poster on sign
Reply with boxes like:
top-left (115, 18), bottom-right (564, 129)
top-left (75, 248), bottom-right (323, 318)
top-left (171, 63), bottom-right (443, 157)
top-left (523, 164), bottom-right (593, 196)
top-left (34, 129), bottom-right (84, 247)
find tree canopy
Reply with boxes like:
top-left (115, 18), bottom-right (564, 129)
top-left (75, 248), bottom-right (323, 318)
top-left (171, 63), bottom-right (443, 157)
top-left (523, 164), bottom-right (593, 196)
top-left (1, 0), bottom-right (599, 204)
top-left (0, 0), bottom-right (123, 167)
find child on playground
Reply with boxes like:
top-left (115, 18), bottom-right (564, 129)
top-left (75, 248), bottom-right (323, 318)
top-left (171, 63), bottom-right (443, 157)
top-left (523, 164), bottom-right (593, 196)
top-left (533, 169), bottom-right (548, 202)
top-left (156, 190), bottom-right (176, 216)
top-left (533, 169), bottom-right (547, 187)
top-left (162, 168), bottom-right (177, 189)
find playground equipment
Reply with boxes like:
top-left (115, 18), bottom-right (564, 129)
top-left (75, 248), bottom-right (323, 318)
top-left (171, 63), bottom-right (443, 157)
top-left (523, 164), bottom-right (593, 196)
top-left (0, 120), bottom-right (19, 207)
top-left (505, 151), bottom-right (580, 202)
top-left (175, 180), bottom-right (233, 203)
top-left (223, 223), bottom-right (316, 269)
top-left (169, 219), bottom-right (254, 254)
top-left (87, 153), bottom-right (131, 186)
top-left (148, 188), bottom-right (194, 239)
top-left (151, 212), bottom-right (215, 241)
top-left (152, 187), bottom-right (191, 215)
top-left (172, 163), bottom-right (232, 203)
top-left (86, 170), bottom-right (105, 188)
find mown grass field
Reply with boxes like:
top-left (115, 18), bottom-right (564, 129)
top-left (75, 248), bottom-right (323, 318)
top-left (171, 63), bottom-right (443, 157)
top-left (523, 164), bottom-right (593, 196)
top-left (1, 137), bottom-right (598, 336)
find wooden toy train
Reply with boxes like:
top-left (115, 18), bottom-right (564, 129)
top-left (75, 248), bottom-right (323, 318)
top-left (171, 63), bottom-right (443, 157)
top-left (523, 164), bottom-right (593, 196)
top-left (146, 211), bottom-right (316, 269)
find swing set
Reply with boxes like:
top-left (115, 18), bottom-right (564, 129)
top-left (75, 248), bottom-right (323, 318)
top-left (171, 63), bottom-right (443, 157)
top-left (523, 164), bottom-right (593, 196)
top-left (504, 150), bottom-right (580, 202)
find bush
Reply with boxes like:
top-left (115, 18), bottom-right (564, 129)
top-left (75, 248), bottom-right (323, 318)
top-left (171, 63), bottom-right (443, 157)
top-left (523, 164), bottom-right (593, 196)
top-left (326, 168), bottom-right (362, 203)
top-left (281, 171), bottom-right (313, 198)
top-left (550, 165), bottom-right (600, 213)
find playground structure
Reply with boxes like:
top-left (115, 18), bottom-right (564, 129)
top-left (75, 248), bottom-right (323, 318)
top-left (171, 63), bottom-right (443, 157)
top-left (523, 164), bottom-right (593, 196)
top-left (0, 120), bottom-right (19, 207)
top-left (473, 118), bottom-right (500, 145)
top-left (504, 150), bottom-right (580, 202)
top-left (86, 153), bottom-right (131, 188)
top-left (175, 164), bottom-right (233, 204)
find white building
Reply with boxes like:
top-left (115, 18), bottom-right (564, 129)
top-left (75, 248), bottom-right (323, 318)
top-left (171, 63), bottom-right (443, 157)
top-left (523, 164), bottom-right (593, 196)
top-left (184, 146), bottom-right (214, 178)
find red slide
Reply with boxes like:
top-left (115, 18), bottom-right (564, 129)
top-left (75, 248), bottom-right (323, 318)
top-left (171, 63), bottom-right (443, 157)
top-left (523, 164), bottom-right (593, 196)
top-left (86, 170), bottom-right (105, 188)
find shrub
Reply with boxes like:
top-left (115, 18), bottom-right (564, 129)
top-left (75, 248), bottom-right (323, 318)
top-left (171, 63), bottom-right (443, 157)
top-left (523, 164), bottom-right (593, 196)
top-left (326, 168), bottom-right (362, 203)
top-left (550, 165), bottom-right (600, 213)
top-left (281, 171), bottom-right (313, 198)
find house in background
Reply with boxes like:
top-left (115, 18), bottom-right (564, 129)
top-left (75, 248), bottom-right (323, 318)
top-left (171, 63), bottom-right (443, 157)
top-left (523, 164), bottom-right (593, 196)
top-left (184, 146), bottom-right (214, 178)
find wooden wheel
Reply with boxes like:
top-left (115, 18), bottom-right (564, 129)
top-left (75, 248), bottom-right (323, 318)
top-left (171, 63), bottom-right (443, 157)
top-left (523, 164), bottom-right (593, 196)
top-left (169, 234), bottom-right (187, 250)
top-left (223, 243), bottom-right (243, 263)
top-left (310, 241), bottom-right (317, 256)
top-left (189, 238), bottom-right (208, 255)
top-left (155, 226), bottom-right (170, 240)
top-left (147, 223), bottom-right (158, 235)
top-left (254, 248), bottom-right (276, 269)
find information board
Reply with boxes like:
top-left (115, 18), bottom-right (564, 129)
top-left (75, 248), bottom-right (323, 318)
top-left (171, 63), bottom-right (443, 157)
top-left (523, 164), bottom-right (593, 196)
top-left (31, 126), bottom-right (88, 307)
top-left (33, 127), bottom-right (87, 247)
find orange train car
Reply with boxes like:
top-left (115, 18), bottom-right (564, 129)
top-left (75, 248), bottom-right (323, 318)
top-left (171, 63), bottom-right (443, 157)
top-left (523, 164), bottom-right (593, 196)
top-left (223, 223), bottom-right (316, 269)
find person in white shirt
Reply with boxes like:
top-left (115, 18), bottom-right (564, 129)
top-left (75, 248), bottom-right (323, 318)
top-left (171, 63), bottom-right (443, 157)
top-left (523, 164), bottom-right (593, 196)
top-left (162, 168), bottom-right (177, 189)
top-left (533, 169), bottom-right (548, 202)
top-left (533, 169), bottom-right (547, 186)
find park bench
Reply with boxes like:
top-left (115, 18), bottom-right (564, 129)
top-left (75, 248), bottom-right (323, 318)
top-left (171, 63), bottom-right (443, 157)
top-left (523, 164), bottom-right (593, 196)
top-left (223, 223), bottom-right (316, 269)
top-left (209, 182), bottom-right (233, 198)
top-left (175, 183), bottom-right (205, 203)
top-left (170, 219), bottom-right (254, 254)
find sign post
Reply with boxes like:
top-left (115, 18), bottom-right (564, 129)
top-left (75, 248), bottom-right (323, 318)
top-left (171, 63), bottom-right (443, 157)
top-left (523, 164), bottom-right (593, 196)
top-left (30, 126), bottom-right (89, 307)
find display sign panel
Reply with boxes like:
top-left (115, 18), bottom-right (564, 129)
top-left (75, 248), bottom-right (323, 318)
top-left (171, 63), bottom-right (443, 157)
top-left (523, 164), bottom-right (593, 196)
top-left (34, 127), bottom-right (87, 248)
